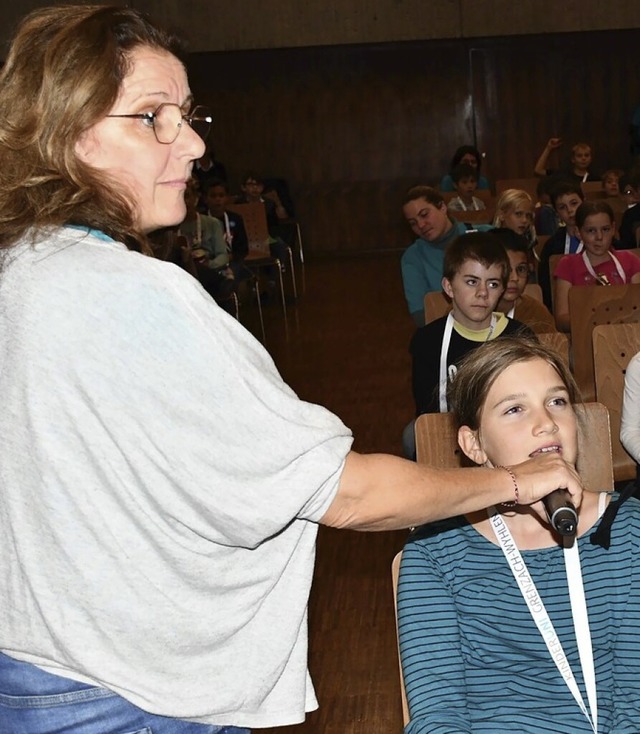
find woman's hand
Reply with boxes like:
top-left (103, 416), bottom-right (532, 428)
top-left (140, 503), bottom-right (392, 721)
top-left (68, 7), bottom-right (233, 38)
top-left (508, 451), bottom-right (583, 508)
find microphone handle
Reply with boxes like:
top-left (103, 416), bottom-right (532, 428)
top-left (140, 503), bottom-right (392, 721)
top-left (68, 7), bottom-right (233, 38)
top-left (543, 489), bottom-right (578, 538)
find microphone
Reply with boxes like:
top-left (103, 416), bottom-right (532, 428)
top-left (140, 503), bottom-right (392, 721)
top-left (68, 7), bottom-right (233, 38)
top-left (543, 489), bottom-right (578, 537)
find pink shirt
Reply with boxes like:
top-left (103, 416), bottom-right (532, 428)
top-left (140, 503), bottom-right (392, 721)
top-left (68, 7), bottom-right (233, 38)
top-left (554, 249), bottom-right (640, 286)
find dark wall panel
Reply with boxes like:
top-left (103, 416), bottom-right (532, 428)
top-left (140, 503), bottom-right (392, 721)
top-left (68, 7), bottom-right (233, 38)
top-left (188, 29), bottom-right (640, 255)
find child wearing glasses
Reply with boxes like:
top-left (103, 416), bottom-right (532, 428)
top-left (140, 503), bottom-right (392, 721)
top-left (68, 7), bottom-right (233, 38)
top-left (492, 229), bottom-right (557, 333)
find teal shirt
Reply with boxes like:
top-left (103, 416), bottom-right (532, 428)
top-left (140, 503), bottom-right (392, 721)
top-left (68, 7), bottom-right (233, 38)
top-left (400, 220), bottom-right (494, 325)
top-left (397, 495), bottom-right (640, 733)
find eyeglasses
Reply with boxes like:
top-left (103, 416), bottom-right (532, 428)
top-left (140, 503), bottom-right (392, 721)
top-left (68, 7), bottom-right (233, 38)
top-left (106, 103), bottom-right (213, 144)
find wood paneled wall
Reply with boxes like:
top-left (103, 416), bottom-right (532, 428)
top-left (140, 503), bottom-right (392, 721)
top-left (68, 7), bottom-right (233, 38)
top-left (188, 29), bottom-right (640, 255)
top-left (3, 2), bottom-right (639, 56)
top-left (138, 0), bottom-right (639, 52)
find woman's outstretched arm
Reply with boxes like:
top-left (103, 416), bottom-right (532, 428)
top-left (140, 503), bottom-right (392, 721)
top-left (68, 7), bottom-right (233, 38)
top-left (320, 450), bottom-right (583, 531)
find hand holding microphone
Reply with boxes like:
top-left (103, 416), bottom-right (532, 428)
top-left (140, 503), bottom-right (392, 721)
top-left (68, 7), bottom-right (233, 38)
top-left (543, 489), bottom-right (578, 537)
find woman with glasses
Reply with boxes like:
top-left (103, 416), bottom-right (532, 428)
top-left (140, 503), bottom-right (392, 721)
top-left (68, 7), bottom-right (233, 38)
top-left (0, 6), bottom-right (584, 734)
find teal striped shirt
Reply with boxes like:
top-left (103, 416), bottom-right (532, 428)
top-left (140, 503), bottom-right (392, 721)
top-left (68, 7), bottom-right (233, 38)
top-left (397, 495), bottom-right (640, 733)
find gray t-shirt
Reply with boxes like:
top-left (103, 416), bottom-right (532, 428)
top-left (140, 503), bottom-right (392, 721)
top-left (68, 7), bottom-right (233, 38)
top-left (0, 227), bottom-right (353, 728)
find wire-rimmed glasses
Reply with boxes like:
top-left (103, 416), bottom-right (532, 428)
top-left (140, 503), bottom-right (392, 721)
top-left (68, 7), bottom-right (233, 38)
top-left (106, 103), bottom-right (213, 144)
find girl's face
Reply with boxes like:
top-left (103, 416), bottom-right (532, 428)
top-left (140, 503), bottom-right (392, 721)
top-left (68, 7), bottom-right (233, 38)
top-left (460, 358), bottom-right (577, 471)
top-left (580, 212), bottom-right (614, 259)
top-left (500, 200), bottom-right (533, 236)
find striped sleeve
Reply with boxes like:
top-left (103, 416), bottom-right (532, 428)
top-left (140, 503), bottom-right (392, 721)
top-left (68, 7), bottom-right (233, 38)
top-left (397, 527), bottom-right (473, 734)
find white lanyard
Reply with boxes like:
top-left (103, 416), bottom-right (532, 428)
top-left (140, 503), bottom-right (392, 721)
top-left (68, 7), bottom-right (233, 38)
top-left (438, 312), bottom-right (496, 412)
top-left (222, 212), bottom-right (233, 252)
top-left (581, 250), bottom-right (625, 285)
top-left (564, 232), bottom-right (583, 255)
top-left (488, 508), bottom-right (597, 733)
top-left (453, 196), bottom-right (479, 212)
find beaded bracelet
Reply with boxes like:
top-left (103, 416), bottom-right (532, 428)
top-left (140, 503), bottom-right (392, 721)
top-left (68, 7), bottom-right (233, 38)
top-left (498, 465), bottom-right (519, 506)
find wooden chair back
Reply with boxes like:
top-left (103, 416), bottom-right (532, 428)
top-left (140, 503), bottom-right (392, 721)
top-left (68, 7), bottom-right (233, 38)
top-left (581, 181), bottom-right (606, 198)
top-left (549, 253), bottom-right (564, 310)
top-left (523, 283), bottom-right (543, 303)
top-left (424, 291), bottom-right (451, 324)
top-left (592, 322), bottom-right (640, 482)
top-left (415, 404), bottom-right (613, 492)
top-left (449, 208), bottom-right (494, 225)
top-left (495, 178), bottom-right (539, 201)
top-left (569, 283), bottom-right (640, 401)
top-left (226, 202), bottom-right (271, 258)
top-left (391, 552), bottom-right (410, 727)
top-left (537, 331), bottom-right (570, 368)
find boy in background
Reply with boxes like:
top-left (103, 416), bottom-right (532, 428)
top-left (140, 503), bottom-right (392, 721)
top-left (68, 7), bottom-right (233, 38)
top-left (492, 228), bottom-right (556, 334)
top-left (401, 186), bottom-right (494, 327)
top-left (534, 137), bottom-right (597, 182)
top-left (537, 182), bottom-right (585, 309)
top-left (402, 232), bottom-right (532, 458)
top-left (409, 232), bottom-right (532, 416)
top-left (447, 164), bottom-right (486, 212)
top-left (206, 178), bottom-right (249, 278)
top-left (235, 171), bottom-right (290, 273)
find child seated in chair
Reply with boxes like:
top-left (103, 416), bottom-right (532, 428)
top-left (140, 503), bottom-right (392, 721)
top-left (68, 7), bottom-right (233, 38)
top-left (205, 179), bottom-right (250, 279)
top-left (492, 228), bottom-right (557, 334)
top-left (398, 337), bottom-right (640, 734)
top-left (410, 232), bottom-right (532, 417)
top-left (235, 171), bottom-right (290, 275)
top-left (447, 163), bottom-right (487, 212)
top-left (538, 181), bottom-right (585, 309)
top-left (554, 200), bottom-right (640, 332)
top-left (401, 186), bottom-right (494, 327)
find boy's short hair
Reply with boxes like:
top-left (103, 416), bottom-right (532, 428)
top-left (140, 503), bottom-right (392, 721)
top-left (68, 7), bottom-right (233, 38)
top-left (490, 227), bottom-right (530, 255)
top-left (402, 185), bottom-right (445, 209)
top-left (572, 142), bottom-right (591, 155)
top-left (206, 178), bottom-right (229, 195)
top-left (241, 171), bottom-right (264, 185)
top-left (550, 181), bottom-right (585, 209)
top-left (443, 232), bottom-right (509, 288)
top-left (451, 163), bottom-right (478, 185)
top-left (602, 168), bottom-right (624, 182)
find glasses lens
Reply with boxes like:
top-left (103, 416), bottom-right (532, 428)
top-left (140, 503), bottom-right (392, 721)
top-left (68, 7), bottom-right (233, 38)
top-left (188, 105), bottom-right (213, 141)
top-left (153, 103), bottom-right (182, 144)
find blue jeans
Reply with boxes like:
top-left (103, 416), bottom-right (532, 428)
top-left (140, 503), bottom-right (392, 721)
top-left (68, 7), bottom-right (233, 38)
top-left (0, 653), bottom-right (250, 734)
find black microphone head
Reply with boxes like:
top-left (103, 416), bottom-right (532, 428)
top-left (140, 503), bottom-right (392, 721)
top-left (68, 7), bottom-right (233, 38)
top-left (551, 507), bottom-right (577, 537)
